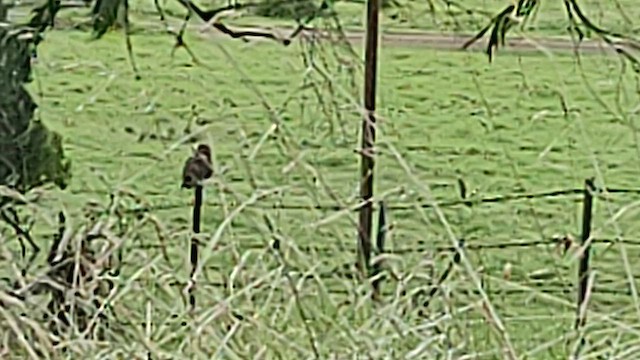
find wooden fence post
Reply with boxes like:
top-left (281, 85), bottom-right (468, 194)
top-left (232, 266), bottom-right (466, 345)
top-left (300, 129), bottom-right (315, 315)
top-left (372, 201), bottom-right (386, 300)
top-left (189, 185), bottom-right (203, 310)
top-left (357, 0), bottom-right (381, 280)
top-left (181, 143), bottom-right (212, 311)
top-left (576, 178), bottom-right (595, 329)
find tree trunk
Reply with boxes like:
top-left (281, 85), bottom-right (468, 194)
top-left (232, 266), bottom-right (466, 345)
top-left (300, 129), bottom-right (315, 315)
top-left (0, 0), bottom-right (7, 22)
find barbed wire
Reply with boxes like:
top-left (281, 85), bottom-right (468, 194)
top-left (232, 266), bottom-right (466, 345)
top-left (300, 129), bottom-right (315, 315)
top-left (5, 265), bottom-right (635, 300)
top-left (6, 270), bottom-right (631, 299)
top-left (128, 236), bottom-right (640, 254)
top-left (72, 185), bottom-right (640, 215)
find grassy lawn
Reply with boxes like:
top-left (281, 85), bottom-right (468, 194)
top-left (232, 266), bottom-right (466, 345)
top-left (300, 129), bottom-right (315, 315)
top-left (126, 0), bottom-right (640, 38)
top-left (334, 0), bottom-right (640, 36)
top-left (6, 19), bottom-right (640, 357)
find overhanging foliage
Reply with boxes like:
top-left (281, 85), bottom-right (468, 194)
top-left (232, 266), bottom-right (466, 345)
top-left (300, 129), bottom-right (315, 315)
top-left (0, 26), bottom-right (71, 195)
top-left (462, 0), bottom-right (640, 67)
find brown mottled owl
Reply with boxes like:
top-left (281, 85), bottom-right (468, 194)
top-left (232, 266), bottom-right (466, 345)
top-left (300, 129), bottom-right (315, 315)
top-left (181, 144), bottom-right (213, 189)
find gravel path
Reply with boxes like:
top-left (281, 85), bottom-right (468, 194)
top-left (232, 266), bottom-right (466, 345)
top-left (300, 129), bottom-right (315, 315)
top-left (195, 24), bottom-right (630, 55)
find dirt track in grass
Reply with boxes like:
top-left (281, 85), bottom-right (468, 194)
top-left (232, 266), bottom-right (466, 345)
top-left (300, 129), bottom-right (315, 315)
top-left (194, 23), bottom-right (634, 56)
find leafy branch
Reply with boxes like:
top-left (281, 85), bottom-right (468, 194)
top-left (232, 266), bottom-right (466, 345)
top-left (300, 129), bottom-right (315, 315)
top-left (462, 0), bottom-right (640, 70)
top-left (461, 0), bottom-right (540, 61)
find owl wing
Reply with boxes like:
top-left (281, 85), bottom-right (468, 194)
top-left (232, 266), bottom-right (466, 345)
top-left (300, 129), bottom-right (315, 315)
top-left (181, 157), bottom-right (198, 188)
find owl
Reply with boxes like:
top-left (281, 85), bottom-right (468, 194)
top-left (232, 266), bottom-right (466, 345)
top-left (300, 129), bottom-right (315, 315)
top-left (181, 144), bottom-right (213, 189)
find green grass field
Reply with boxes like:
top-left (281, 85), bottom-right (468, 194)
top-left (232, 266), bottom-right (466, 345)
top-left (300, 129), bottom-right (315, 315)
top-left (3, 0), bottom-right (640, 355)
top-left (2, 20), bottom-right (636, 357)
top-left (335, 0), bottom-right (640, 36)
top-left (129, 0), bottom-right (640, 38)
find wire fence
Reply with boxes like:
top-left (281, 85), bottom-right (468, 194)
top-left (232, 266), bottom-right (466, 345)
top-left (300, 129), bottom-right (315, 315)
top-left (78, 180), bottom-right (640, 308)
top-left (69, 185), bottom-right (640, 214)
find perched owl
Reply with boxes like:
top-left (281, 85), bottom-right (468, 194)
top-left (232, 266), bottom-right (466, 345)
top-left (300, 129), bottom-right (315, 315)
top-left (181, 144), bottom-right (213, 189)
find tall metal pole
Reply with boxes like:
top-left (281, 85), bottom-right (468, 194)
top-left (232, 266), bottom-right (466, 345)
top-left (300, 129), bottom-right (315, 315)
top-left (357, 0), bottom-right (380, 277)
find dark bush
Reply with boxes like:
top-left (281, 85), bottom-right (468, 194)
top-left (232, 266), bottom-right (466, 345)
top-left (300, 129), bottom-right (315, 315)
top-left (253, 0), bottom-right (321, 20)
top-left (0, 27), bottom-right (71, 196)
top-left (382, 0), bottom-right (400, 8)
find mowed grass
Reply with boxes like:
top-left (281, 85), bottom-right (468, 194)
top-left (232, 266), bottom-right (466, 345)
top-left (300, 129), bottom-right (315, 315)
top-left (333, 0), bottom-right (640, 36)
top-left (133, 0), bottom-right (640, 38)
top-left (14, 26), bottom-right (640, 357)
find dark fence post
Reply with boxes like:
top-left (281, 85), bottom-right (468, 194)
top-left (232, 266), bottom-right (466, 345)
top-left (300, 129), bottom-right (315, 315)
top-left (189, 185), bottom-right (203, 310)
top-left (576, 178), bottom-right (595, 329)
top-left (182, 143), bottom-right (211, 311)
top-left (357, 0), bottom-right (380, 280)
top-left (372, 201), bottom-right (386, 300)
